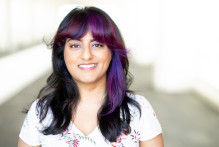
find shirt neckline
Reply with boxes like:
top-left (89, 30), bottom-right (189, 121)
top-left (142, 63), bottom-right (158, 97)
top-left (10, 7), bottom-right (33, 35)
top-left (69, 121), bottom-right (99, 137)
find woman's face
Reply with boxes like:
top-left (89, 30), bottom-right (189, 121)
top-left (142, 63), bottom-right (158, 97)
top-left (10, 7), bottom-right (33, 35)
top-left (64, 31), bottom-right (112, 86)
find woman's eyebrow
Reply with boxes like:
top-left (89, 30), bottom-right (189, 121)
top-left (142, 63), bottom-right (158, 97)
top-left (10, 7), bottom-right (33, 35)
top-left (91, 39), bottom-right (96, 42)
top-left (67, 38), bottom-right (80, 42)
top-left (67, 38), bottom-right (96, 42)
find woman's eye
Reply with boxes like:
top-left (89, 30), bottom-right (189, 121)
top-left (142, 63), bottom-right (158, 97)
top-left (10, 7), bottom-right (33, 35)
top-left (70, 44), bottom-right (80, 48)
top-left (93, 44), bottom-right (103, 48)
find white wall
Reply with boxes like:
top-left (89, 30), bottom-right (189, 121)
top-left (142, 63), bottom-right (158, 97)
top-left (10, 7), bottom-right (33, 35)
top-left (154, 0), bottom-right (197, 92)
top-left (154, 0), bottom-right (219, 107)
top-left (0, 0), bottom-right (57, 54)
top-left (0, 0), bottom-right (10, 52)
top-left (154, 0), bottom-right (219, 89)
top-left (0, 45), bottom-right (51, 105)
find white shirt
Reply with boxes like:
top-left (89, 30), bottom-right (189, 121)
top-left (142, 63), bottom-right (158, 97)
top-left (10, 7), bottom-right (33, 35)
top-left (19, 94), bottom-right (162, 147)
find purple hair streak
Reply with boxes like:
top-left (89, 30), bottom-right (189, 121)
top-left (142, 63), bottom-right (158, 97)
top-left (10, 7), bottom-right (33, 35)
top-left (107, 49), bottom-right (128, 114)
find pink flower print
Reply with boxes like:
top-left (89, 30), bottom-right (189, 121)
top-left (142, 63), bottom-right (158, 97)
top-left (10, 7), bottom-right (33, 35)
top-left (66, 139), bottom-right (80, 147)
top-left (111, 135), bottom-right (127, 147)
top-left (111, 143), bottom-right (125, 147)
top-left (61, 129), bottom-right (71, 137)
top-left (116, 136), bottom-right (127, 143)
top-left (35, 124), bottom-right (43, 131)
top-left (123, 129), bottom-right (129, 135)
top-left (131, 130), bottom-right (140, 143)
top-left (153, 112), bottom-right (156, 117)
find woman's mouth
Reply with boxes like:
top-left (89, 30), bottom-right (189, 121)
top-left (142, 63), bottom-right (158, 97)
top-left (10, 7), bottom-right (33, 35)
top-left (78, 63), bottom-right (97, 71)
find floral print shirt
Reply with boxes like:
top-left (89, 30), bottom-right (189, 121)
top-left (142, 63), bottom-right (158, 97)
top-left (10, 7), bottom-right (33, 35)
top-left (19, 94), bottom-right (162, 147)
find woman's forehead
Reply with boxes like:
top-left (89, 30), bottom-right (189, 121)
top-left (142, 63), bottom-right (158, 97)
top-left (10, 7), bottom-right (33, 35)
top-left (66, 31), bottom-right (98, 42)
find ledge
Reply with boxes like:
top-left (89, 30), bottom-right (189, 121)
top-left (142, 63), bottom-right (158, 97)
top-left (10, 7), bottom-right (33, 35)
top-left (0, 45), bottom-right (51, 105)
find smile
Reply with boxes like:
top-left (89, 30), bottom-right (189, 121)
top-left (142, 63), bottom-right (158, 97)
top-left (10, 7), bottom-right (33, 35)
top-left (78, 63), bottom-right (97, 70)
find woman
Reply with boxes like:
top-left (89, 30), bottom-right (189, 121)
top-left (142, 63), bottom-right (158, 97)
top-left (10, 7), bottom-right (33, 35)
top-left (18, 6), bottom-right (164, 147)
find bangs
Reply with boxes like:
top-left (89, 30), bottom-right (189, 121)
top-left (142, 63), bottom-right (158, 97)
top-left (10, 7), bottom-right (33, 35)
top-left (55, 8), bottom-right (121, 49)
top-left (55, 12), bottom-right (89, 43)
top-left (87, 12), bottom-right (112, 47)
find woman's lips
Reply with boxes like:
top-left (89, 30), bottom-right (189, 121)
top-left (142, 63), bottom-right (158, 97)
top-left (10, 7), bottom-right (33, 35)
top-left (78, 63), bottom-right (97, 71)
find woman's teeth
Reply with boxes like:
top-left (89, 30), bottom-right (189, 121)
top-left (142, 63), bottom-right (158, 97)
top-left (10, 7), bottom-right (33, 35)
top-left (79, 64), bottom-right (96, 68)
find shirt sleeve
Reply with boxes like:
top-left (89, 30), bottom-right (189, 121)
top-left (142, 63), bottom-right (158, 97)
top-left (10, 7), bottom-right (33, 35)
top-left (19, 100), bottom-right (41, 146)
top-left (136, 95), bottom-right (162, 141)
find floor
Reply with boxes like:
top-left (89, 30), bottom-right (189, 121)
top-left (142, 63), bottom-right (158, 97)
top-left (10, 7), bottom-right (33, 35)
top-left (0, 63), bottom-right (219, 147)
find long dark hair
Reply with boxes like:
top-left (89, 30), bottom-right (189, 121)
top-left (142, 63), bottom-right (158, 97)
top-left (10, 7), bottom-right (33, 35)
top-left (36, 6), bottom-right (141, 142)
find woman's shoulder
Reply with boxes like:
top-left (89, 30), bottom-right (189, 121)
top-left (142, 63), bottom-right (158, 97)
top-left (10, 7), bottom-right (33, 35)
top-left (126, 93), bottom-right (162, 141)
top-left (25, 99), bottom-right (43, 123)
top-left (27, 99), bottom-right (53, 126)
top-left (126, 93), bottom-right (159, 119)
top-left (28, 99), bottom-right (43, 115)
top-left (27, 99), bottom-right (39, 116)
top-left (127, 93), bottom-right (152, 108)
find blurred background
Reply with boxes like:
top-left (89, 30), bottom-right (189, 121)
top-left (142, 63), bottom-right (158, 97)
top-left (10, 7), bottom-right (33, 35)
top-left (0, 0), bottom-right (219, 146)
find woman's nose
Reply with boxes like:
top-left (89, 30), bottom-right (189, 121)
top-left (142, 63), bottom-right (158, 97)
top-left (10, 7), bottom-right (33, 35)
top-left (81, 45), bottom-right (93, 60)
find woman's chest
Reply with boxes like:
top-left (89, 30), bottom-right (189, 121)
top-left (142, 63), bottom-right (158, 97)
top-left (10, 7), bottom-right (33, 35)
top-left (39, 126), bottom-right (140, 147)
top-left (40, 131), bottom-right (97, 147)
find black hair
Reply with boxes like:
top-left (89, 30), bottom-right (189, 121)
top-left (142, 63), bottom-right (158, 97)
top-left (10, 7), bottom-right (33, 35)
top-left (36, 6), bottom-right (141, 142)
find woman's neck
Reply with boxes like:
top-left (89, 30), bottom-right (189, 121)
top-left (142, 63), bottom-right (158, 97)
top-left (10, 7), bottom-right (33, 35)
top-left (76, 81), bottom-right (107, 104)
